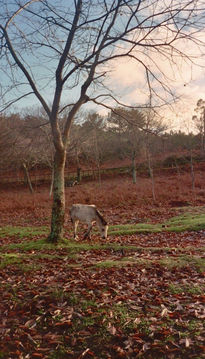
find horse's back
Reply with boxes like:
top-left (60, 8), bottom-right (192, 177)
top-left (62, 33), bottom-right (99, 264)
top-left (70, 204), bottom-right (97, 223)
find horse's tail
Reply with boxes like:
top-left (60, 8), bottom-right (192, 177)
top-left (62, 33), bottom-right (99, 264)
top-left (96, 209), bottom-right (107, 226)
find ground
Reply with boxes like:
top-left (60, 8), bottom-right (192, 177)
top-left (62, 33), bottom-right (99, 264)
top-left (0, 170), bottom-right (205, 358)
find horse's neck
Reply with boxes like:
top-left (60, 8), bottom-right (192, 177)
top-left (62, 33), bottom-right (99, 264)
top-left (96, 216), bottom-right (103, 229)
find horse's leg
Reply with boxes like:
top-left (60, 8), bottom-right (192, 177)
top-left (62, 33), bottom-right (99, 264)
top-left (74, 220), bottom-right (79, 240)
top-left (83, 223), bottom-right (92, 240)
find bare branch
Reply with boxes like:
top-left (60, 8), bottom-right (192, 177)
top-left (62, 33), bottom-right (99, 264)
top-left (0, 91), bottom-right (34, 113)
top-left (5, 0), bottom-right (41, 29)
top-left (0, 25), bottom-right (51, 116)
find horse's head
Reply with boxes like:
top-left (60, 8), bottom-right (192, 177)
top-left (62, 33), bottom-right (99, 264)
top-left (101, 224), bottom-right (108, 239)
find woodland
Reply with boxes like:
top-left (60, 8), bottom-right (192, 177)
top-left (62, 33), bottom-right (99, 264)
top-left (0, 103), bottom-right (205, 186)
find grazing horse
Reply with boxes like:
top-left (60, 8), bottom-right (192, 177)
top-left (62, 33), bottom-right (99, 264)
top-left (70, 204), bottom-right (108, 240)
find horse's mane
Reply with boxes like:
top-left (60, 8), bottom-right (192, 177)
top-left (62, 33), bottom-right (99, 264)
top-left (96, 209), bottom-right (107, 225)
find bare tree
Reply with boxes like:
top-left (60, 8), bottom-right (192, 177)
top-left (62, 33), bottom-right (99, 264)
top-left (108, 107), bottom-right (145, 182)
top-left (192, 99), bottom-right (205, 152)
top-left (0, 112), bottom-right (54, 190)
top-left (80, 113), bottom-right (106, 183)
top-left (0, 114), bottom-right (19, 170)
top-left (0, 0), bottom-right (204, 242)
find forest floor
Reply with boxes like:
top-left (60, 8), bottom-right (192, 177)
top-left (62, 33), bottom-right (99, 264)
top-left (0, 170), bottom-right (205, 358)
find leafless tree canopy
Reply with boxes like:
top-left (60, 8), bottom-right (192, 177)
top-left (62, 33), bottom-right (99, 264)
top-left (0, 1), bottom-right (204, 115)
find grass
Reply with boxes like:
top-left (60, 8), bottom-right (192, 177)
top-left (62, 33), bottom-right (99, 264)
top-left (164, 212), bottom-right (205, 231)
top-left (110, 211), bottom-right (205, 235)
top-left (0, 238), bottom-right (55, 251)
top-left (94, 256), bottom-right (149, 268)
top-left (1, 208), bottom-right (205, 242)
top-left (0, 253), bottom-right (42, 272)
top-left (0, 253), bottom-right (22, 268)
top-left (109, 223), bottom-right (162, 235)
top-left (0, 237), bottom-right (135, 253)
top-left (168, 283), bottom-right (205, 295)
top-left (0, 225), bottom-right (48, 238)
top-left (0, 207), bottom-right (205, 272)
top-left (0, 208), bottom-right (205, 272)
top-left (159, 254), bottom-right (205, 272)
top-left (1, 247), bottom-right (204, 272)
top-left (93, 254), bottom-right (205, 271)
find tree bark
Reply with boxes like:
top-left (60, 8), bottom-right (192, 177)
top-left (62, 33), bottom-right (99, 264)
top-left (49, 166), bottom-right (54, 197)
top-left (23, 163), bottom-right (34, 194)
top-left (48, 149), bottom-right (66, 242)
top-left (147, 152), bottom-right (156, 202)
top-left (190, 150), bottom-right (195, 194)
top-left (203, 107), bottom-right (205, 152)
top-left (77, 167), bottom-right (81, 183)
top-left (132, 151), bottom-right (137, 184)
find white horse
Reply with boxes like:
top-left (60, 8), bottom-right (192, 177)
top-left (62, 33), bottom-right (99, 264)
top-left (70, 204), bottom-right (108, 240)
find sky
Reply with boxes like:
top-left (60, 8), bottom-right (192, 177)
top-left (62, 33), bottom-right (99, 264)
top-left (1, 0), bottom-right (205, 133)
top-left (9, 50), bottom-right (205, 133)
top-left (99, 31), bottom-right (205, 133)
top-left (108, 60), bottom-right (205, 133)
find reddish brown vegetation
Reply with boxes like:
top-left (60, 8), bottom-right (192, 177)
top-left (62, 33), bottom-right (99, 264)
top-left (0, 162), bottom-right (205, 227)
top-left (0, 165), bottom-right (205, 359)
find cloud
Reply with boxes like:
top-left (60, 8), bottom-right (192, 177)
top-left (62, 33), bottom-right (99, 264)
top-left (107, 58), bottom-right (149, 104)
top-left (101, 26), bottom-right (205, 132)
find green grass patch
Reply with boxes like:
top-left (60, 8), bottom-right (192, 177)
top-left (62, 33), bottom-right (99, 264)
top-left (0, 253), bottom-right (22, 268)
top-left (3, 236), bottom-right (169, 254)
top-left (0, 225), bottom-right (48, 238)
top-left (0, 253), bottom-right (41, 272)
top-left (92, 253), bottom-right (205, 270)
top-left (160, 254), bottom-right (205, 272)
top-left (0, 238), bottom-right (134, 252)
top-left (109, 223), bottom-right (162, 235)
top-left (164, 212), bottom-right (205, 232)
top-left (108, 210), bottom-right (205, 235)
top-left (0, 238), bottom-right (55, 252)
top-left (1, 209), bottom-right (205, 244)
top-left (94, 257), bottom-right (148, 268)
top-left (168, 283), bottom-right (205, 295)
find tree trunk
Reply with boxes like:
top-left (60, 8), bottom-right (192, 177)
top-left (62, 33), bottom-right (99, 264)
top-left (203, 108), bottom-right (205, 152)
top-left (23, 163), bottom-right (34, 194)
top-left (190, 150), bottom-right (195, 193)
top-left (77, 167), bottom-right (81, 183)
top-left (147, 152), bottom-right (156, 202)
top-left (97, 162), bottom-right (101, 185)
top-left (48, 149), bottom-right (66, 242)
top-left (132, 151), bottom-right (137, 184)
top-left (49, 166), bottom-right (54, 197)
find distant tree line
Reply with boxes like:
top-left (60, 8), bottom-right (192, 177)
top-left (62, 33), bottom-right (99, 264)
top-left (0, 105), bottom-right (204, 178)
